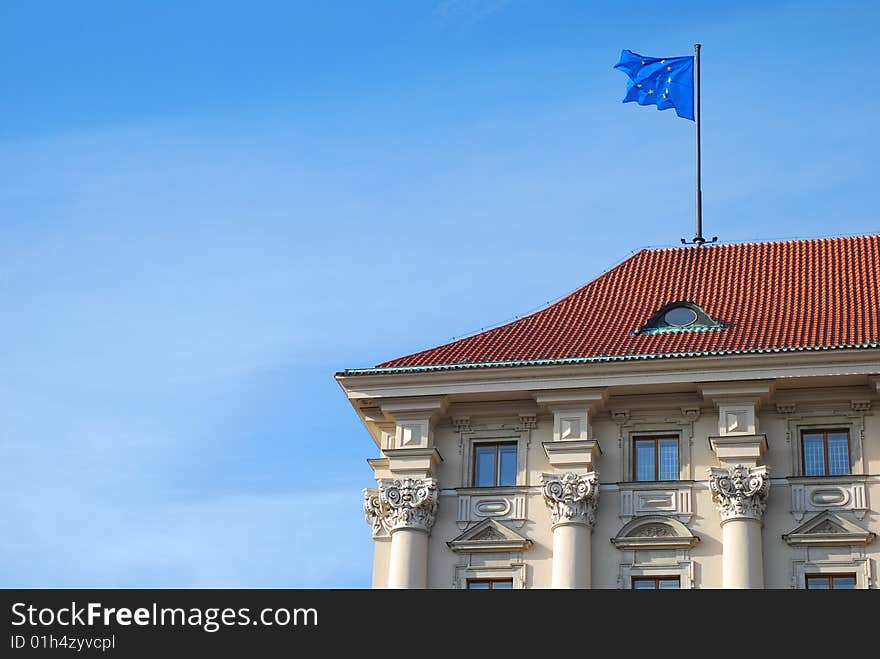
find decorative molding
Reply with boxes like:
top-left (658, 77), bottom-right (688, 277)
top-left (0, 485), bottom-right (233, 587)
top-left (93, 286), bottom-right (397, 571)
top-left (452, 416), bottom-right (470, 456)
top-left (618, 482), bottom-right (693, 523)
top-left (363, 477), bottom-right (438, 535)
top-left (516, 413), bottom-right (538, 431)
top-left (680, 406), bottom-right (701, 422)
top-left (716, 403), bottom-right (758, 436)
top-left (789, 475), bottom-right (869, 520)
top-left (472, 526), bottom-right (505, 541)
top-left (633, 524), bottom-right (674, 537)
top-left (382, 447), bottom-right (443, 475)
top-left (782, 511), bottom-right (875, 547)
top-left (452, 416), bottom-right (472, 433)
top-left (698, 381), bottom-right (774, 401)
top-left (611, 409), bottom-right (629, 449)
top-left (850, 399), bottom-right (872, 413)
top-left (363, 488), bottom-right (386, 537)
top-left (542, 439), bottom-right (601, 471)
top-left (456, 488), bottom-right (527, 529)
top-left (708, 465), bottom-right (770, 522)
top-left (533, 388), bottom-right (606, 407)
top-left (339, 352), bottom-right (880, 402)
top-left (611, 515), bottom-right (700, 550)
top-left (447, 519), bottom-right (532, 553)
top-left (708, 434), bottom-right (767, 466)
top-left (776, 402), bottom-right (797, 415)
top-left (611, 409), bottom-right (631, 425)
top-left (540, 472), bottom-right (599, 528)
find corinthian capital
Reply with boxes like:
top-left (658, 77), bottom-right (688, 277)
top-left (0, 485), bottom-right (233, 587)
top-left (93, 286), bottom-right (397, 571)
top-left (708, 464), bottom-right (769, 522)
top-left (363, 477), bottom-right (438, 535)
top-left (540, 472), bottom-right (599, 527)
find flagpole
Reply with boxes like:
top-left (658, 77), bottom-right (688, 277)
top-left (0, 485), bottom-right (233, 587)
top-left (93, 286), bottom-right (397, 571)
top-left (693, 43), bottom-right (704, 246)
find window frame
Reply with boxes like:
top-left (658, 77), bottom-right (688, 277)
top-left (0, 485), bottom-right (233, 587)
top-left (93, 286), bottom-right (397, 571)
top-left (471, 441), bottom-right (518, 488)
top-left (631, 576), bottom-right (681, 590)
top-left (800, 428), bottom-right (851, 477)
top-left (632, 435), bottom-right (680, 482)
top-left (785, 415), bottom-right (865, 479)
top-left (805, 573), bottom-right (857, 590)
top-left (466, 578), bottom-right (514, 590)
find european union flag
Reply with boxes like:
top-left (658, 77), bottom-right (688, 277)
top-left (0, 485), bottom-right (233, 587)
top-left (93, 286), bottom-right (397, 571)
top-left (614, 49), bottom-right (694, 120)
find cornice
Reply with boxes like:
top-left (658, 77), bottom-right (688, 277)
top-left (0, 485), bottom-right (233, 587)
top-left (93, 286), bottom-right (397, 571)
top-left (337, 350), bottom-right (880, 401)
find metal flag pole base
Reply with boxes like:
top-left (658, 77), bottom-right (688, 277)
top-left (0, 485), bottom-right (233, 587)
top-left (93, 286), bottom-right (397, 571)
top-left (681, 236), bottom-right (718, 246)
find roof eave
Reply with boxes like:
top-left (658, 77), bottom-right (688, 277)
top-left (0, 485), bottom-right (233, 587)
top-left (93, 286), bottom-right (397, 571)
top-left (343, 343), bottom-right (880, 377)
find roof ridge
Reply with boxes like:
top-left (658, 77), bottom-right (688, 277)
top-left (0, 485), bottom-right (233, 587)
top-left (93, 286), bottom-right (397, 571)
top-left (643, 231), bottom-right (880, 252)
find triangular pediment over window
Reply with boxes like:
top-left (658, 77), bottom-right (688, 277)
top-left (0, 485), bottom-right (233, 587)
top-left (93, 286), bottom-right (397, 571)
top-left (447, 519), bottom-right (532, 553)
top-left (611, 516), bottom-right (699, 550)
top-left (782, 511), bottom-right (875, 547)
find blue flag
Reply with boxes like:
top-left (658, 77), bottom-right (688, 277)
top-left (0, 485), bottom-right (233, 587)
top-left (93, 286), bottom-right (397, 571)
top-left (614, 49), bottom-right (694, 120)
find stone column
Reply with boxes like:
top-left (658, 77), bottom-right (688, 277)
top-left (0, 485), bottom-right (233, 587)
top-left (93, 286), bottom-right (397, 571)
top-left (708, 465), bottom-right (769, 589)
top-left (364, 477), bottom-right (438, 589)
top-left (541, 472), bottom-right (599, 589)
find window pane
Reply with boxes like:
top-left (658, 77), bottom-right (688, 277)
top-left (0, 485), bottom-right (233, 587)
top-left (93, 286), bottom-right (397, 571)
top-left (498, 444), bottom-right (517, 486)
top-left (467, 581), bottom-right (490, 589)
top-left (658, 439), bottom-right (678, 481)
top-left (474, 446), bottom-right (496, 487)
top-left (632, 579), bottom-right (656, 589)
top-left (832, 576), bottom-right (856, 589)
top-left (492, 581), bottom-right (513, 589)
top-left (827, 433), bottom-right (849, 475)
top-left (634, 440), bottom-right (656, 481)
top-left (806, 576), bottom-right (830, 590)
top-left (658, 579), bottom-right (680, 590)
top-left (802, 434), bottom-right (826, 476)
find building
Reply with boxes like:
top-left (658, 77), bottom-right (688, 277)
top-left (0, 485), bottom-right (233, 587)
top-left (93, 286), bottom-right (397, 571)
top-left (335, 235), bottom-right (880, 588)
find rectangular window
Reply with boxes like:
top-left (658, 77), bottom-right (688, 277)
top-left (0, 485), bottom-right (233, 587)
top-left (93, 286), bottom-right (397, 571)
top-left (631, 576), bottom-right (680, 590)
top-left (467, 578), bottom-right (513, 590)
top-left (801, 429), bottom-right (850, 476)
top-left (632, 436), bottom-right (679, 481)
top-left (473, 442), bottom-right (517, 487)
top-left (805, 573), bottom-right (857, 590)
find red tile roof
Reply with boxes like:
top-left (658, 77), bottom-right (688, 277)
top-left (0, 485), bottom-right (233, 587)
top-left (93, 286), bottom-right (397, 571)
top-left (358, 235), bottom-right (880, 374)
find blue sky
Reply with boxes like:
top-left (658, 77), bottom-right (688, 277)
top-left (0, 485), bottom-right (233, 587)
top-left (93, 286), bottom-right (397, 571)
top-left (2, 1), bottom-right (877, 587)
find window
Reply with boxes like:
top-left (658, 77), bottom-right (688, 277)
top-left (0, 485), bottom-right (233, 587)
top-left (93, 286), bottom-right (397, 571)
top-left (664, 307), bottom-right (697, 327)
top-left (805, 573), bottom-right (857, 590)
top-left (633, 436), bottom-right (679, 481)
top-left (801, 429), bottom-right (850, 476)
top-left (467, 578), bottom-right (513, 590)
top-left (632, 576), bottom-right (680, 590)
top-left (473, 442), bottom-right (517, 487)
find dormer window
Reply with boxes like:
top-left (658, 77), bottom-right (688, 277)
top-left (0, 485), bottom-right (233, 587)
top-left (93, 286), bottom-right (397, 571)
top-left (638, 301), bottom-right (723, 335)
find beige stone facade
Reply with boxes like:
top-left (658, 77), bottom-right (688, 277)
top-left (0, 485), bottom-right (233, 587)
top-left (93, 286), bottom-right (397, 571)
top-left (339, 353), bottom-right (879, 588)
